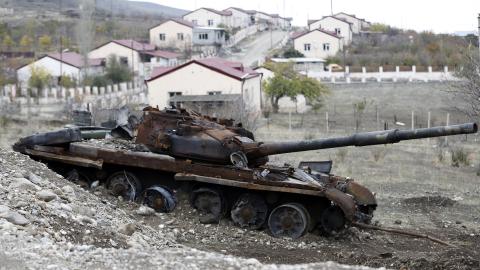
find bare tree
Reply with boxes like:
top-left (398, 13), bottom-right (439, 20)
top-left (451, 50), bottom-right (480, 119)
top-left (76, 0), bottom-right (96, 84)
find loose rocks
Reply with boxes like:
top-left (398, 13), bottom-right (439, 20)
top-left (36, 190), bottom-right (58, 202)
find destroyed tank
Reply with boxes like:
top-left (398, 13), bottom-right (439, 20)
top-left (13, 107), bottom-right (478, 239)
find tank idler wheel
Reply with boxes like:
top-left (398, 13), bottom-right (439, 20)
top-left (141, 186), bottom-right (177, 213)
top-left (106, 171), bottom-right (142, 201)
top-left (190, 187), bottom-right (227, 224)
top-left (231, 193), bottom-right (268, 230)
top-left (66, 169), bottom-right (92, 190)
top-left (320, 205), bottom-right (346, 235)
top-left (268, 203), bottom-right (311, 239)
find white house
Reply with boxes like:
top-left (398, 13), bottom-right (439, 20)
top-left (292, 29), bottom-right (343, 59)
top-left (146, 58), bottom-right (262, 115)
top-left (255, 11), bottom-right (274, 26)
top-left (334, 12), bottom-right (370, 34)
top-left (17, 52), bottom-right (104, 87)
top-left (308, 16), bottom-right (353, 45)
top-left (149, 18), bottom-right (194, 51)
top-left (183, 8), bottom-right (232, 28)
top-left (224, 7), bottom-right (255, 28)
top-left (88, 40), bottom-right (156, 77)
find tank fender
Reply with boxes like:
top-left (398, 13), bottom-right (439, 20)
top-left (325, 188), bottom-right (356, 221)
top-left (345, 181), bottom-right (377, 206)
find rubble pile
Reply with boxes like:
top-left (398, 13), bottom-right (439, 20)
top-left (0, 148), bottom-right (380, 270)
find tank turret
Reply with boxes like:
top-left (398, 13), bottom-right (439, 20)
top-left (135, 107), bottom-right (477, 166)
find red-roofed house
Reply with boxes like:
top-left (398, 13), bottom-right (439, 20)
top-left (292, 29), bottom-right (343, 59)
top-left (149, 18), bottom-right (194, 50)
top-left (88, 40), bottom-right (178, 77)
top-left (334, 12), bottom-right (371, 34)
top-left (16, 52), bottom-right (104, 86)
top-left (146, 58), bottom-right (262, 114)
top-left (183, 8), bottom-right (232, 28)
top-left (224, 7), bottom-right (255, 28)
top-left (308, 16), bottom-right (353, 45)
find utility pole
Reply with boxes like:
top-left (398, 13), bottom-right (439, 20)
top-left (59, 0), bottom-right (63, 92)
top-left (478, 13), bottom-right (480, 59)
top-left (330, 0), bottom-right (333, 15)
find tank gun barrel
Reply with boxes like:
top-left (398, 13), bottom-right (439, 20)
top-left (254, 123), bottom-right (477, 157)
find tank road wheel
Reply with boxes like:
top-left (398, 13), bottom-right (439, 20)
top-left (190, 187), bottom-right (227, 224)
top-left (230, 193), bottom-right (268, 230)
top-left (66, 169), bottom-right (92, 189)
top-left (106, 171), bottom-right (142, 201)
top-left (140, 186), bottom-right (177, 213)
top-left (268, 203), bottom-right (311, 239)
top-left (320, 206), bottom-right (346, 235)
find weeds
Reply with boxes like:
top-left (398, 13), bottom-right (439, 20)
top-left (336, 149), bottom-right (348, 163)
top-left (0, 116), bottom-right (10, 127)
top-left (450, 147), bottom-right (470, 167)
top-left (371, 147), bottom-right (387, 162)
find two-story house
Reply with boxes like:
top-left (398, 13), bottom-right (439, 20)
top-left (183, 8), bottom-right (232, 28)
top-left (308, 16), bottom-right (353, 45)
top-left (292, 29), bottom-right (343, 59)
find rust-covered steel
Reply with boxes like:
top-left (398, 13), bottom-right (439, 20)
top-left (13, 106), bottom-right (478, 239)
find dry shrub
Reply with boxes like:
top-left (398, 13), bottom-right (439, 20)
top-left (450, 147), bottom-right (470, 167)
top-left (371, 147), bottom-right (387, 162)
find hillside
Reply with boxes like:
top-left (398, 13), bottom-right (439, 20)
top-left (0, 0), bottom-right (189, 18)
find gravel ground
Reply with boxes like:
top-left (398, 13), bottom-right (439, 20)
top-left (0, 149), bottom-right (382, 270)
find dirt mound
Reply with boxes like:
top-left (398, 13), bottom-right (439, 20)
top-left (403, 195), bottom-right (456, 207)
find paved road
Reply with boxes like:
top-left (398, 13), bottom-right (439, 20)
top-left (226, 30), bottom-right (289, 66)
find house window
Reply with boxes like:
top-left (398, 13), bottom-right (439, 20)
top-left (304, 43), bottom-right (311, 51)
top-left (192, 20), bottom-right (198, 25)
top-left (177, 33), bottom-right (184, 41)
top-left (198, 33), bottom-right (209, 40)
top-left (335, 28), bottom-right (341, 35)
top-left (120, 57), bottom-right (128, 65)
top-left (169, 92), bottom-right (182, 97)
top-left (208, 19), bottom-right (214, 26)
top-left (159, 33), bottom-right (166, 41)
top-left (208, 91), bottom-right (221, 95)
top-left (323, 43), bottom-right (330, 51)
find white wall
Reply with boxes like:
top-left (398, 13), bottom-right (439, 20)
top-left (150, 21), bottom-right (193, 50)
top-left (147, 62), bottom-right (261, 112)
top-left (226, 8), bottom-right (251, 28)
top-left (294, 31), bottom-right (343, 59)
top-left (183, 9), bottom-right (228, 27)
top-left (17, 57), bottom-right (81, 87)
top-left (309, 17), bottom-right (352, 45)
top-left (88, 42), bottom-right (143, 76)
top-left (334, 13), bottom-right (361, 34)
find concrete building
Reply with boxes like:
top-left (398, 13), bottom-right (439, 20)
top-left (183, 8), bottom-right (232, 28)
top-left (292, 29), bottom-right (343, 59)
top-left (308, 16), bottom-right (353, 45)
top-left (149, 18), bottom-right (194, 51)
top-left (146, 58), bottom-right (262, 115)
top-left (224, 7), bottom-right (255, 28)
top-left (16, 52), bottom-right (104, 87)
top-left (88, 40), bottom-right (156, 77)
top-left (333, 12), bottom-right (370, 34)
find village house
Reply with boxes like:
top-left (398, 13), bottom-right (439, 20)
top-left (292, 29), bottom-right (343, 59)
top-left (333, 12), bottom-right (371, 34)
top-left (88, 39), bottom-right (178, 77)
top-left (146, 58), bottom-right (262, 116)
top-left (16, 52), bottom-right (104, 87)
top-left (183, 8), bottom-right (232, 28)
top-left (255, 11), bottom-right (274, 26)
top-left (223, 7), bottom-right (256, 28)
top-left (308, 16), bottom-right (353, 45)
top-left (149, 18), bottom-right (194, 51)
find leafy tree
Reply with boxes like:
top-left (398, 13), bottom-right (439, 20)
top-left (283, 47), bottom-right (304, 58)
top-left (28, 66), bottom-right (52, 91)
top-left (59, 75), bottom-right (77, 88)
top-left (263, 62), bottom-right (330, 113)
top-left (38, 35), bottom-right (52, 51)
top-left (105, 55), bottom-right (132, 83)
top-left (19, 35), bottom-right (33, 51)
top-left (2, 35), bottom-right (15, 50)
